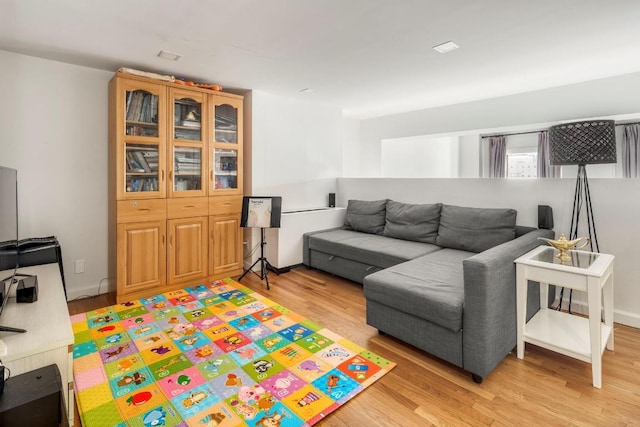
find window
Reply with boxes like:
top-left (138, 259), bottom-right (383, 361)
top-left (507, 152), bottom-right (537, 178)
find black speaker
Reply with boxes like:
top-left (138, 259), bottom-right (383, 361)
top-left (538, 205), bottom-right (554, 230)
top-left (0, 365), bottom-right (6, 395)
top-left (16, 276), bottom-right (38, 303)
top-left (328, 193), bottom-right (336, 208)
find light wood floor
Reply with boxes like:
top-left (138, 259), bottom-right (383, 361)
top-left (67, 267), bottom-right (640, 426)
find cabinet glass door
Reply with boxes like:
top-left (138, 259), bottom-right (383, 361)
top-left (210, 95), bottom-right (242, 194)
top-left (214, 103), bottom-right (238, 143)
top-left (174, 97), bottom-right (202, 142)
top-left (125, 144), bottom-right (160, 193)
top-left (170, 89), bottom-right (206, 197)
top-left (125, 90), bottom-right (160, 137)
top-left (173, 146), bottom-right (202, 192)
top-left (119, 81), bottom-right (165, 200)
top-left (214, 148), bottom-right (238, 190)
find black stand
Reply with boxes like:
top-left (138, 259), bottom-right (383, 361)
top-left (558, 164), bottom-right (599, 313)
top-left (569, 165), bottom-right (599, 252)
top-left (238, 228), bottom-right (276, 290)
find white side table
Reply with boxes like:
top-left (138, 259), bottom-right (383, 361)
top-left (514, 245), bottom-right (614, 388)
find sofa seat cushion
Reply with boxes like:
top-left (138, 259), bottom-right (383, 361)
top-left (308, 229), bottom-right (441, 269)
top-left (363, 249), bottom-right (473, 333)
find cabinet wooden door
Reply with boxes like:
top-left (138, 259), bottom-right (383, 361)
top-left (116, 220), bottom-right (166, 298)
top-left (209, 213), bottom-right (243, 277)
top-left (168, 216), bottom-right (208, 284)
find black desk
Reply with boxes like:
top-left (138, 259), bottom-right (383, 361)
top-left (0, 364), bottom-right (66, 427)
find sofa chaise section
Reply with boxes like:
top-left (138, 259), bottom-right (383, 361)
top-left (363, 226), bottom-right (553, 382)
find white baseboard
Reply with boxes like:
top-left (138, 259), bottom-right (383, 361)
top-left (66, 280), bottom-right (113, 301)
top-left (553, 297), bottom-right (640, 329)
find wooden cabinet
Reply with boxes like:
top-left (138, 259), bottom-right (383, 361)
top-left (109, 72), bottom-right (244, 302)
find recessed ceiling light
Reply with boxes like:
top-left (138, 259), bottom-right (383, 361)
top-left (157, 50), bottom-right (182, 61)
top-left (299, 88), bottom-right (314, 94)
top-left (433, 41), bottom-right (459, 54)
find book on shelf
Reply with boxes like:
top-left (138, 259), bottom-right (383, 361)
top-left (180, 120), bottom-right (201, 128)
top-left (133, 151), bottom-right (152, 172)
top-left (126, 152), bottom-right (145, 172)
top-left (127, 177), bottom-right (158, 192)
top-left (126, 91), bottom-right (159, 123)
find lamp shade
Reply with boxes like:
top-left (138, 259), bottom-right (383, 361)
top-left (549, 120), bottom-right (616, 165)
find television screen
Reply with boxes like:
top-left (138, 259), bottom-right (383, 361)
top-left (240, 196), bottom-right (282, 228)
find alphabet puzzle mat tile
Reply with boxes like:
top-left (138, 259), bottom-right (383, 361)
top-left (73, 278), bottom-right (395, 426)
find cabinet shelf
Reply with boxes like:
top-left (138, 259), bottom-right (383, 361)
top-left (126, 171), bottom-right (157, 176)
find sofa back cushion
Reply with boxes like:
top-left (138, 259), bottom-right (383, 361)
top-left (383, 201), bottom-right (442, 244)
top-left (436, 205), bottom-right (517, 252)
top-left (343, 199), bottom-right (388, 234)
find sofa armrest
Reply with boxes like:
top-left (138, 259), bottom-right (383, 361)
top-left (461, 228), bottom-right (554, 378)
top-left (302, 227), bottom-right (344, 266)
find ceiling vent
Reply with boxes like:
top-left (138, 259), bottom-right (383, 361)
top-left (432, 41), bottom-right (459, 54)
top-left (157, 50), bottom-right (182, 61)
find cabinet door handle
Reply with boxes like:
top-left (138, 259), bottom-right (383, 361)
top-left (138, 208), bottom-right (151, 212)
top-left (169, 170), bottom-right (173, 182)
top-left (161, 169), bottom-right (165, 182)
top-left (184, 205), bottom-right (196, 209)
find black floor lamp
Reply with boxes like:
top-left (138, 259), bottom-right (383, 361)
top-left (549, 119), bottom-right (617, 310)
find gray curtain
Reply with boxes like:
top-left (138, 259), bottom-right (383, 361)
top-left (537, 131), bottom-right (561, 178)
top-left (622, 124), bottom-right (640, 178)
top-left (489, 136), bottom-right (506, 178)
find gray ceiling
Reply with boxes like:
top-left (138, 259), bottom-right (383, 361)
top-left (2, 0), bottom-right (640, 119)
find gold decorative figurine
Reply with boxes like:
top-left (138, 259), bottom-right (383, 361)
top-left (539, 234), bottom-right (590, 261)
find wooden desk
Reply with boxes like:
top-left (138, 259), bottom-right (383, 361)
top-left (0, 264), bottom-right (74, 426)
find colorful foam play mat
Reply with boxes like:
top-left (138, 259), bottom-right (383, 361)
top-left (72, 278), bottom-right (395, 426)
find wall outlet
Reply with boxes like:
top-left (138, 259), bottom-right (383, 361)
top-left (75, 259), bottom-right (85, 274)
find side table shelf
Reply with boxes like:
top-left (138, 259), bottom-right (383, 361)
top-left (515, 245), bottom-right (614, 388)
top-left (524, 309), bottom-right (612, 362)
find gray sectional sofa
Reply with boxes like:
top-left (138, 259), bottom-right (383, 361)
top-left (302, 199), bottom-right (554, 383)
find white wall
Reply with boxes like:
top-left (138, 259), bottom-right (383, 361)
top-left (381, 136), bottom-right (458, 178)
top-left (0, 50), bottom-right (112, 299)
top-left (249, 90), bottom-right (342, 210)
top-left (244, 90), bottom-right (344, 269)
top-left (352, 71), bottom-right (640, 177)
top-left (458, 135), bottom-right (480, 178)
top-left (337, 178), bottom-right (640, 328)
